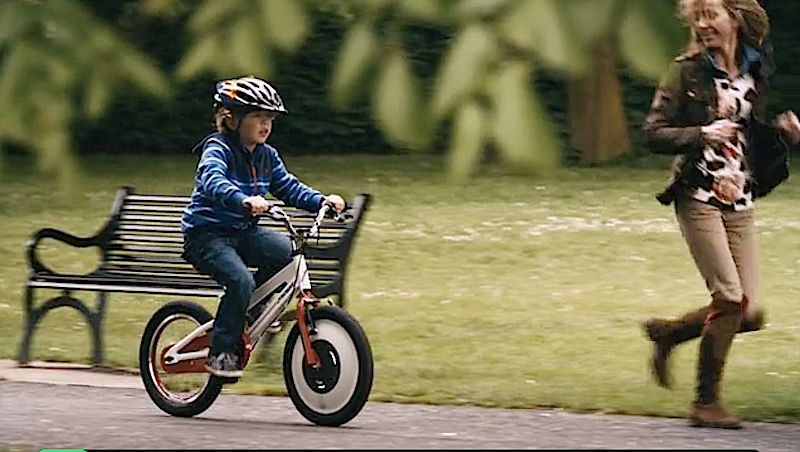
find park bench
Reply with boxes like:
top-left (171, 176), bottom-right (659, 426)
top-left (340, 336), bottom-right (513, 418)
top-left (17, 186), bottom-right (372, 367)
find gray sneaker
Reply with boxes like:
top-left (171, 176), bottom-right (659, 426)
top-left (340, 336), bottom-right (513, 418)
top-left (204, 352), bottom-right (243, 378)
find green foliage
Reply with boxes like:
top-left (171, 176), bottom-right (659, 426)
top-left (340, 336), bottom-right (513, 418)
top-left (447, 100), bottom-right (485, 181)
top-left (488, 61), bottom-right (560, 172)
top-left (0, 0), bottom-right (168, 186)
top-left (499, 0), bottom-right (595, 75)
top-left (430, 23), bottom-right (495, 120)
top-left (373, 47), bottom-right (432, 148)
top-left (616, 0), bottom-right (685, 81)
top-left (177, 0), bottom-right (313, 80)
top-left (330, 21), bottom-right (380, 109)
top-left (4, 0), bottom-right (799, 185)
top-left (272, 13), bottom-right (407, 155)
top-left (324, 0), bottom-right (685, 181)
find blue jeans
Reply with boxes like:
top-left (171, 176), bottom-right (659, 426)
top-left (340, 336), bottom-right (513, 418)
top-left (183, 224), bottom-right (292, 355)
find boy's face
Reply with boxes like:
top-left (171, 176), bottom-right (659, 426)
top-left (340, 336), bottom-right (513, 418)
top-left (238, 110), bottom-right (277, 148)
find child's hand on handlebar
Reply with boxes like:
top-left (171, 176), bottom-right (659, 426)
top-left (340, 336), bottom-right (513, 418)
top-left (242, 196), bottom-right (270, 214)
top-left (324, 194), bottom-right (346, 213)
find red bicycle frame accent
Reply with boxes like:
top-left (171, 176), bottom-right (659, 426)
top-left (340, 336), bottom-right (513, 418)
top-left (160, 331), bottom-right (251, 374)
top-left (297, 290), bottom-right (320, 369)
top-left (160, 334), bottom-right (209, 374)
top-left (238, 333), bottom-right (253, 369)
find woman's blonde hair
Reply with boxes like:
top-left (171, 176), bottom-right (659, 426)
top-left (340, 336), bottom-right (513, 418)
top-left (678, 0), bottom-right (770, 54)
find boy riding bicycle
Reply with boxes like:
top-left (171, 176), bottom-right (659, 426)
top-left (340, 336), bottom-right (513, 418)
top-left (181, 76), bottom-right (345, 378)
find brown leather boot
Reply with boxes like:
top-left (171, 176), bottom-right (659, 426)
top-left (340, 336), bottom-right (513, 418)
top-left (643, 305), bottom-right (765, 389)
top-left (642, 307), bottom-right (709, 389)
top-left (689, 400), bottom-right (742, 429)
top-left (690, 299), bottom-right (743, 429)
top-left (739, 308), bottom-right (765, 333)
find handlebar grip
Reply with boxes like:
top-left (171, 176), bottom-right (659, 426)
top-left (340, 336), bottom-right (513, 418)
top-left (267, 204), bottom-right (287, 220)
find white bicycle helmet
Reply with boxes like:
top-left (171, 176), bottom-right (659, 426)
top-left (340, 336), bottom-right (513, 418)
top-left (214, 76), bottom-right (288, 115)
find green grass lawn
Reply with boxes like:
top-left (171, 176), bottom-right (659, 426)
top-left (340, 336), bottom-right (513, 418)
top-left (1, 152), bottom-right (798, 423)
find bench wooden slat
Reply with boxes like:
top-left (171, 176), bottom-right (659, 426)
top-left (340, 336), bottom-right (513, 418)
top-left (122, 204), bottom-right (186, 213)
top-left (103, 256), bottom-right (342, 271)
top-left (119, 214), bottom-right (183, 223)
top-left (29, 273), bottom-right (339, 296)
top-left (117, 223), bottom-right (349, 233)
top-left (116, 223), bottom-right (347, 234)
top-left (112, 233), bottom-right (344, 245)
top-left (28, 281), bottom-right (223, 297)
top-left (104, 260), bottom-right (197, 270)
top-left (106, 242), bottom-right (341, 259)
top-left (108, 245), bottom-right (184, 254)
top-left (116, 234), bottom-right (184, 244)
top-left (118, 224), bottom-right (182, 233)
top-left (116, 214), bottom-right (351, 232)
top-left (127, 194), bottom-right (193, 203)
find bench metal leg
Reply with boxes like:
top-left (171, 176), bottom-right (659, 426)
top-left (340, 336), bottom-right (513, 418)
top-left (17, 285), bottom-right (37, 365)
top-left (17, 288), bottom-right (102, 366)
top-left (90, 292), bottom-right (107, 367)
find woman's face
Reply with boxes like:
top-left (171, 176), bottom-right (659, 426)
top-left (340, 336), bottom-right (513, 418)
top-left (237, 111), bottom-right (277, 149)
top-left (689, 0), bottom-right (738, 50)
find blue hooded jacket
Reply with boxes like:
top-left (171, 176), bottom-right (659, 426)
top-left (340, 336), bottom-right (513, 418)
top-left (181, 132), bottom-right (324, 232)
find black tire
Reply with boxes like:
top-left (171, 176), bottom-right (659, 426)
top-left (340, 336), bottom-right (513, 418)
top-left (283, 305), bottom-right (374, 426)
top-left (139, 300), bottom-right (223, 417)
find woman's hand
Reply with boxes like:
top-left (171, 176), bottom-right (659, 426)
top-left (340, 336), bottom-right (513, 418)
top-left (776, 110), bottom-right (800, 144)
top-left (324, 194), bottom-right (346, 213)
top-left (701, 119), bottom-right (740, 144)
top-left (242, 196), bottom-right (270, 214)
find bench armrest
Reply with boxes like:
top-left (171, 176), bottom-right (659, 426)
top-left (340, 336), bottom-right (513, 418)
top-left (26, 227), bottom-right (106, 274)
top-left (26, 187), bottom-right (131, 275)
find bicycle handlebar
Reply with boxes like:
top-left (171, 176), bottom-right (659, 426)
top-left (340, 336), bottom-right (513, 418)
top-left (309, 203), bottom-right (331, 237)
top-left (265, 200), bottom-right (347, 240)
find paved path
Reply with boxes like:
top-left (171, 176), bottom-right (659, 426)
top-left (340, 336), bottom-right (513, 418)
top-left (2, 360), bottom-right (799, 450)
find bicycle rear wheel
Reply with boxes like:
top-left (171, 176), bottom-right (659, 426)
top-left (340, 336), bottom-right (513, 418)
top-left (139, 300), bottom-right (222, 417)
top-left (283, 305), bottom-right (373, 426)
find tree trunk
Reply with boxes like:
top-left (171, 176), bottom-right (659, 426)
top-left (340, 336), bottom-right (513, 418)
top-left (567, 34), bottom-right (630, 164)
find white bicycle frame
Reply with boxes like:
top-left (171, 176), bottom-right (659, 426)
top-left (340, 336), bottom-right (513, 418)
top-left (162, 204), bottom-right (328, 369)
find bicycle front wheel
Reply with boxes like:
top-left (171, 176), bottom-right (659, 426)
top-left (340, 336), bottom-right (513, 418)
top-left (283, 305), bottom-right (373, 427)
top-left (139, 300), bottom-right (222, 417)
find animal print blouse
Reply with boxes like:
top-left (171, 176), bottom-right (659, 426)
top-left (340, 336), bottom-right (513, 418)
top-left (691, 72), bottom-right (757, 211)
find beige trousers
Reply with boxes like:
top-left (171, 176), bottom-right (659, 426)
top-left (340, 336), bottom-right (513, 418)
top-left (674, 196), bottom-right (760, 320)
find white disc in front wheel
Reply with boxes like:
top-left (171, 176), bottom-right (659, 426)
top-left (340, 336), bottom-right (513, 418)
top-left (288, 319), bottom-right (360, 414)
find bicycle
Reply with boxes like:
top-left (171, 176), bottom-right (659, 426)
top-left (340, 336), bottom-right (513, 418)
top-left (138, 200), bottom-right (374, 427)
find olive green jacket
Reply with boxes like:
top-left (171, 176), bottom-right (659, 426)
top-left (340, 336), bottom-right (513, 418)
top-left (642, 45), bottom-right (791, 203)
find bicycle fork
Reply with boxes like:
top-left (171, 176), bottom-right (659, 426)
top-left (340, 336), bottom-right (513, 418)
top-left (297, 290), bottom-right (321, 369)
